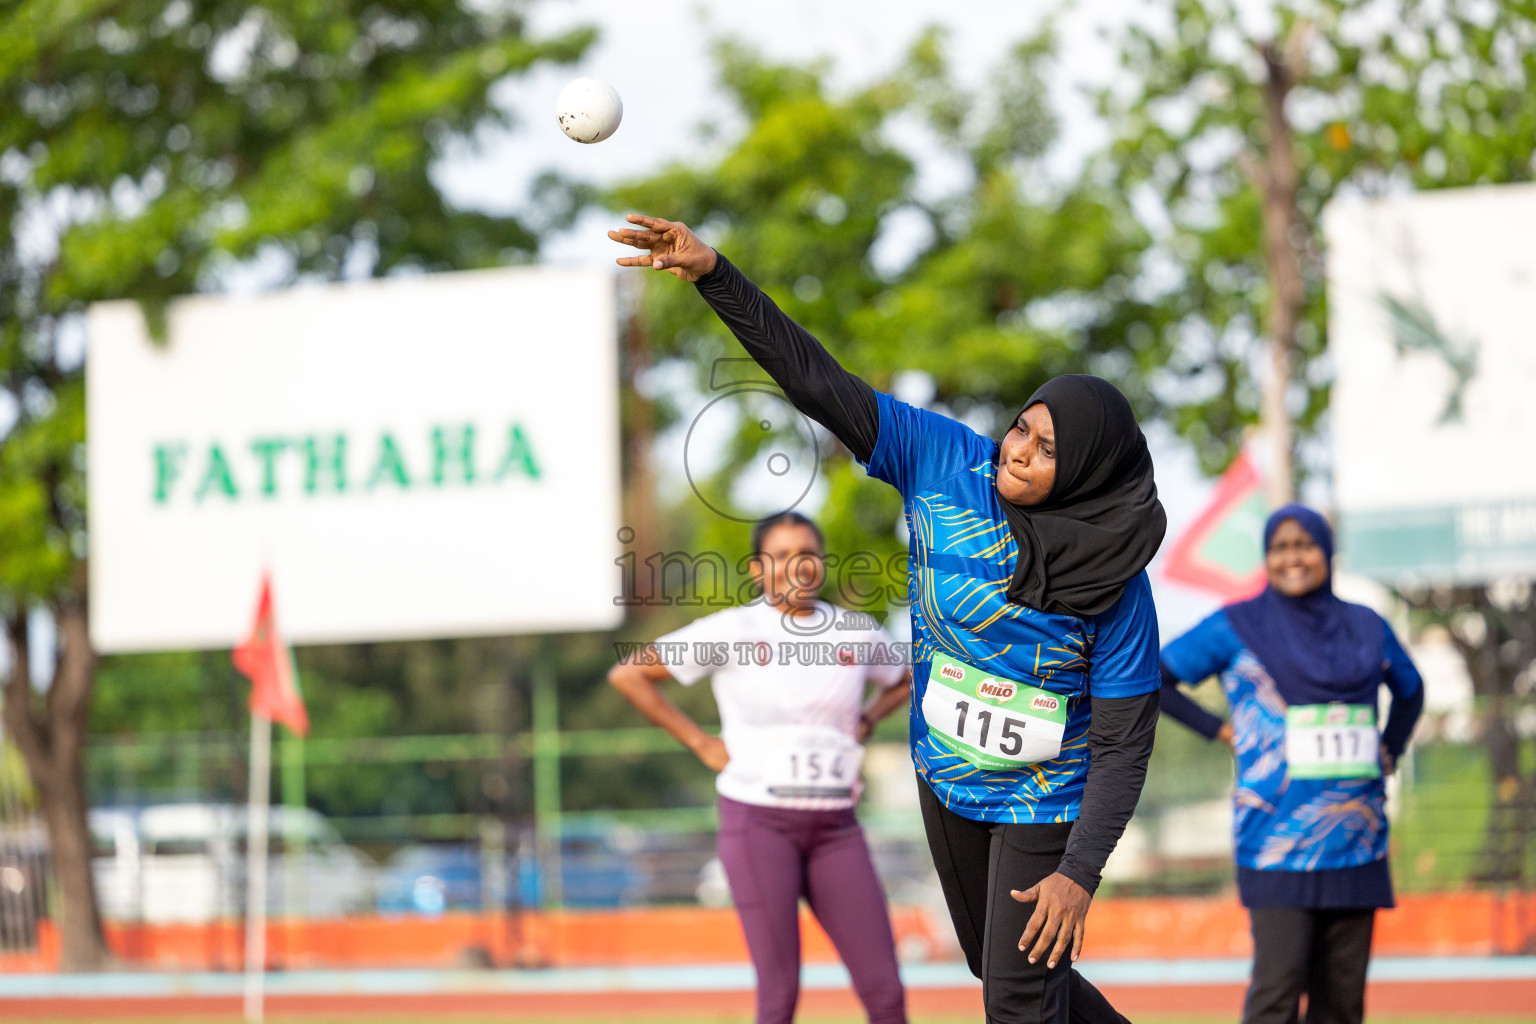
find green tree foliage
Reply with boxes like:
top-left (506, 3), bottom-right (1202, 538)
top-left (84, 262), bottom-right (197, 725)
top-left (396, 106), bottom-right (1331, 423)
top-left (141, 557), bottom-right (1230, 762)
top-left (1096, 0), bottom-right (1536, 475)
top-left (0, 0), bottom-right (593, 967)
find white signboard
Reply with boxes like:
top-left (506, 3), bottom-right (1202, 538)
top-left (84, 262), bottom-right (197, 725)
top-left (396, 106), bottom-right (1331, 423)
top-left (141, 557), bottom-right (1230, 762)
top-left (1327, 184), bottom-right (1536, 582)
top-left (88, 266), bottom-right (623, 651)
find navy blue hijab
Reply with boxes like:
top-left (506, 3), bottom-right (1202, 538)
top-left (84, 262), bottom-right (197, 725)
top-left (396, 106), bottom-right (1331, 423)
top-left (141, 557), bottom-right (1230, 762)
top-left (1224, 504), bottom-right (1384, 703)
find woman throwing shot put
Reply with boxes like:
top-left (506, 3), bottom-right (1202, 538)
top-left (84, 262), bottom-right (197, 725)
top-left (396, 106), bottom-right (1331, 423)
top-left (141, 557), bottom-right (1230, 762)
top-left (608, 511), bottom-right (913, 1024)
top-left (1159, 504), bottom-right (1423, 1024)
top-left (611, 215), bottom-right (1166, 1024)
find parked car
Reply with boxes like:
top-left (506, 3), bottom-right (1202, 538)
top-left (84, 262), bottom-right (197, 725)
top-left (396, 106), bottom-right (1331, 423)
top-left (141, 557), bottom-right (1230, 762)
top-left (89, 808), bottom-right (143, 922)
top-left (376, 826), bottom-right (646, 915)
top-left (90, 803), bottom-right (375, 923)
top-left (515, 825), bottom-right (646, 909)
top-left (375, 844), bottom-right (487, 915)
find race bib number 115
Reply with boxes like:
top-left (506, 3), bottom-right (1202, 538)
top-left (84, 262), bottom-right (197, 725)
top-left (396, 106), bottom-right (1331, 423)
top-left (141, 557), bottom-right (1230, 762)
top-left (921, 652), bottom-right (1069, 771)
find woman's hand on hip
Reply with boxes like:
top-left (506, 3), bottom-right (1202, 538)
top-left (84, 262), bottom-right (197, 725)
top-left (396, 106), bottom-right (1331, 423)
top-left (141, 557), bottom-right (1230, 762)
top-left (690, 735), bottom-right (730, 772)
top-left (609, 214), bottom-right (718, 281)
top-left (1012, 872), bottom-right (1091, 969)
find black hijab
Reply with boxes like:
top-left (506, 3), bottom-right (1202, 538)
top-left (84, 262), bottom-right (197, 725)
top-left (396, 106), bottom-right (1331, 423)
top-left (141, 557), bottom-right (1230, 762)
top-left (998, 375), bottom-right (1166, 618)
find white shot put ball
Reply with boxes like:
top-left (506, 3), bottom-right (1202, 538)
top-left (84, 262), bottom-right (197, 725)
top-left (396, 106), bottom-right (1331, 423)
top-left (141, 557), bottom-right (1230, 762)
top-left (555, 77), bottom-right (623, 144)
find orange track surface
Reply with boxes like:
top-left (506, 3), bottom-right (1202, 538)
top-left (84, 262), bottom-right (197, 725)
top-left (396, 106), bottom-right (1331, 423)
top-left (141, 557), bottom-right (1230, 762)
top-left (3, 892), bottom-right (1533, 973)
top-left (1, 980), bottom-right (1534, 1019)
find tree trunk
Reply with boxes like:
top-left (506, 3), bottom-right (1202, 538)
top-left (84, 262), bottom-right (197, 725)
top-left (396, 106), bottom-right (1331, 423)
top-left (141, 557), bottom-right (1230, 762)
top-left (2, 604), bottom-right (109, 970)
top-left (1255, 36), bottom-right (1307, 506)
top-left (1409, 584), bottom-right (1536, 886)
top-left (1480, 697), bottom-right (1530, 885)
top-left (620, 286), bottom-right (661, 617)
top-left (1472, 588), bottom-right (1536, 887)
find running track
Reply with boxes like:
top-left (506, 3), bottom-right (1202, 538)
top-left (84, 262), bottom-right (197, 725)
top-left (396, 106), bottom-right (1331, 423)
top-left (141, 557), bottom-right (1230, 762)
top-left (1, 959), bottom-right (1533, 1018)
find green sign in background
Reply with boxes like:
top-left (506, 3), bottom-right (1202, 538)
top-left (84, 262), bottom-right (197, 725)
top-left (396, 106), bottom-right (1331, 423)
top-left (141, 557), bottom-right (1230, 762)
top-left (1340, 500), bottom-right (1536, 583)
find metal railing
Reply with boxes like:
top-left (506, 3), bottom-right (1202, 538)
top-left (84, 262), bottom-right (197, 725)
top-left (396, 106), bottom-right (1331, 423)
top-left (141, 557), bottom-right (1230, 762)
top-left (0, 741), bottom-right (48, 953)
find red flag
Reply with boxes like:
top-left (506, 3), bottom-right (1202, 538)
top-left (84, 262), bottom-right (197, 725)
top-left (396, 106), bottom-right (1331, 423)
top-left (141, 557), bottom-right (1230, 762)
top-left (1162, 451), bottom-right (1269, 601)
top-left (232, 573), bottom-right (309, 737)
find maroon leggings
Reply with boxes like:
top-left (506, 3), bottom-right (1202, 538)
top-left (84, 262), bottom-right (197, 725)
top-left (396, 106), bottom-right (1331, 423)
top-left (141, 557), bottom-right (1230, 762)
top-left (717, 796), bottom-right (908, 1024)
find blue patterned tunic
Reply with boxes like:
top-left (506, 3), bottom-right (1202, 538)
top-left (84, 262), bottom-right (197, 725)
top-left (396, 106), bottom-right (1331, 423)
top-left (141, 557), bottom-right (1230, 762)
top-left (1161, 610), bottom-right (1423, 907)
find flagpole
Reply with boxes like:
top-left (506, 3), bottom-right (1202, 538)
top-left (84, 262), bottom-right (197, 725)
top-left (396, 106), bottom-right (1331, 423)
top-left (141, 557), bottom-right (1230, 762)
top-left (233, 568), bottom-right (307, 1024)
top-left (244, 711), bottom-right (272, 1024)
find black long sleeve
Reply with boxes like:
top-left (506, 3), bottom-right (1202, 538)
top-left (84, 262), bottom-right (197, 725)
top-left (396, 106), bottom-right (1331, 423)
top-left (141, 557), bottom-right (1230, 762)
top-left (1157, 660), bottom-right (1226, 741)
top-left (694, 253), bottom-right (880, 462)
top-left (1056, 690), bottom-right (1159, 896)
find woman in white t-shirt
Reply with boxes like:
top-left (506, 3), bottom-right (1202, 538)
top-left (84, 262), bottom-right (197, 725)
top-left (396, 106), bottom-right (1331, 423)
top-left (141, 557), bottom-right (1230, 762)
top-left (608, 512), bottom-right (912, 1024)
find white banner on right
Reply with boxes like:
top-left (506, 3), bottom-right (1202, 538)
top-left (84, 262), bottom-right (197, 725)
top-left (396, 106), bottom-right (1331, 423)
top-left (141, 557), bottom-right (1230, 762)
top-left (1326, 183), bottom-right (1536, 585)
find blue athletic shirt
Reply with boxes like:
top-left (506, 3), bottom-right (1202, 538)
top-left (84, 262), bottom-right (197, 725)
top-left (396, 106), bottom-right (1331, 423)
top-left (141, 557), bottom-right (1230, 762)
top-left (863, 391), bottom-right (1161, 824)
top-left (1161, 608), bottom-right (1423, 879)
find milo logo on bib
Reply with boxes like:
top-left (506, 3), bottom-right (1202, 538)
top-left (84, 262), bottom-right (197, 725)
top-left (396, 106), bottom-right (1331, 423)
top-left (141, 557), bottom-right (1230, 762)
top-left (977, 678), bottom-right (1016, 703)
top-left (939, 663), bottom-right (967, 684)
top-left (1030, 694), bottom-right (1059, 713)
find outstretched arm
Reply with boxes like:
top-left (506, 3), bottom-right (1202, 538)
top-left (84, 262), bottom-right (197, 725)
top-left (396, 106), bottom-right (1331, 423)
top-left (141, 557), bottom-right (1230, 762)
top-left (610, 214), bottom-right (880, 462)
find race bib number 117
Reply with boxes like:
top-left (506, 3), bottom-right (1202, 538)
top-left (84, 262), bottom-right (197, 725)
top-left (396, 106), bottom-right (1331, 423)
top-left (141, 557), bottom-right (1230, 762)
top-left (1285, 703), bottom-right (1381, 780)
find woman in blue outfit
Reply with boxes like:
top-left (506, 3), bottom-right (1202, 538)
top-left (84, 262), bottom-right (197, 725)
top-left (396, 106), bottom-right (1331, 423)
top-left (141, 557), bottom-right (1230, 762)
top-left (610, 214), bottom-right (1167, 1024)
top-left (1159, 504), bottom-right (1424, 1024)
